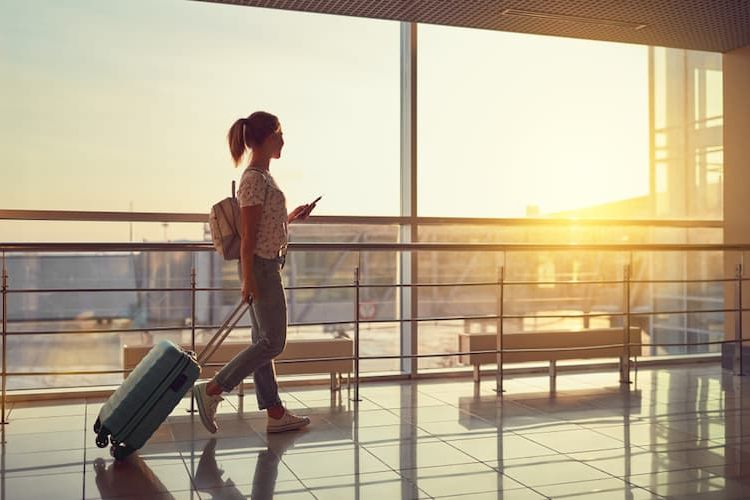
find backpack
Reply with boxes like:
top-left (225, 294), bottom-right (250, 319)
top-left (209, 170), bottom-right (270, 261)
top-left (209, 181), bottom-right (241, 260)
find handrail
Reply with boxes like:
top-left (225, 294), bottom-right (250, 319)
top-left (4, 276), bottom-right (747, 294)
top-left (8, 304), bottom-right (750, 336)
top-left (1, 241), bottom-right (749, 253)
top-left (0, 209), bottom-right (724, 228)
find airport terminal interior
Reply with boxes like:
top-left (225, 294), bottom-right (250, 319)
top-left (2, 0), bottom-right (750, 498)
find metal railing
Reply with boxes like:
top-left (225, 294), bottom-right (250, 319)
top-left (1, 239), bottom-right (747, 424)
top-left (0, 208), bottom-right (725, 227)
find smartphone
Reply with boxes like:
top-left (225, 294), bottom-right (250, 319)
top-left (302, 196), bottom-right (322, 217)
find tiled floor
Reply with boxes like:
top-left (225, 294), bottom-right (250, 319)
top-left (1, 364), bottom-right (749, 499)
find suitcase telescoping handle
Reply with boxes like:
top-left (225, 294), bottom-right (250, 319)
top-left (197, 300), bottom-right (250, 367)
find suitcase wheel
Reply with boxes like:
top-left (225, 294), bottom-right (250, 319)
top-left (93, 417), bottom-right (101, 434)
top-left (95, 432), bottom-right (109, 449)
top-left (110, 444), bottom-right (135, 461)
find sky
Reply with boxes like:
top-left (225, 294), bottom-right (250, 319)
top-left (1, 0), bottom-right (650, 241)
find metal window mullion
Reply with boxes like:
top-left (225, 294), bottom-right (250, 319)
top-left (400, 21), bottom-right (418, 377)
top-left (399, 23), bottom-right (419, 491)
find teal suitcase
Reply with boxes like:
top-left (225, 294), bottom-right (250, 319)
top-left (94, 302), bottom-right (248, 460)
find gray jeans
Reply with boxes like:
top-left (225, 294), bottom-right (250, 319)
top-left (213, 255), bottom-right (286, 410)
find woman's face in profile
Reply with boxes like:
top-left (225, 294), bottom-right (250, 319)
top-left (267, 126), bottom-right (284, 159)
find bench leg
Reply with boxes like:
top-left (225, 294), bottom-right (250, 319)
top-left (330, 373), bottom-right (337, 392)
top-left (238, 383), bottom-right (245, 398)
top-left (473, 364), bottom-right (481, 383)
top-left (549, 360), bottom-right (557, 392)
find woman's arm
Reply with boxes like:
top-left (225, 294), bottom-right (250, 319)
top-left (240, 204), bottom-right (263, 303)
top-left (288, 201), bottom-right (318, 223)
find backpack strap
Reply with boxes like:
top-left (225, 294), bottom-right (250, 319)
top-left (227, 169), bottom-right (267, 245)
top-left (247, 168), bottom-right (271, 207)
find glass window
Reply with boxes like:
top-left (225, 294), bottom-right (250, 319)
top-left (1, 0), bottom-right (400, 232)
top-left (418, 25), bottom-right (649, 218)
top-left (705, 69), bottom-right (723, 124)
top-left (652, 48), bottom-right (722, 220)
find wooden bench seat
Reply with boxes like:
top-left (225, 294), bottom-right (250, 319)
top-left (123, 337), bottom-right (353, 392)
top-left (459, 327), bottom-right (642, 382)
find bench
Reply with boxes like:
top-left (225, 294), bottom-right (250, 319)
top-left (123, 337), bottom-right (354, 393)
top-left (458, 327), bottom-right (642, 383)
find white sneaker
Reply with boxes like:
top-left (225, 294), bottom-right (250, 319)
top-left (194, 381), bottom-right (223, 434)
top-left (266, 410), bottom-right (311, 433)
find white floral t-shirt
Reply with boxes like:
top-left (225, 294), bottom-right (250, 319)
top-left (237, 168), bottom-right (288, 259)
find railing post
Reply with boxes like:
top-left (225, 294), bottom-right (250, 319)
top-left (189, 265), bottom-right (197, 414)
top-left (735, 263), bottom-right (745, 376)
top-left (495, 266), bottom-right (505, 394)
top-left (1, 252), bottom-right (8, 424)
top-left (352, 264), bottom-right (361, 402)
top-left (620, 263), bottom-right (632, 384)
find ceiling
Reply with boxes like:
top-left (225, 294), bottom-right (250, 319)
top-left (197, 0), bottom-right (750, 52)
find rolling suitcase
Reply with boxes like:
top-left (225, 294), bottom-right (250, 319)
top-left (93, 302), bottom-right (249, 461)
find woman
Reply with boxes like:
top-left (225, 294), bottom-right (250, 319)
top-left (194, 111), bottom-right (316, 434)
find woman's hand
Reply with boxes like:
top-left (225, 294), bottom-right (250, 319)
top-left (288, 203), bottom-right (316, 223)
top-left (241, 277), bottom-right (260, 304)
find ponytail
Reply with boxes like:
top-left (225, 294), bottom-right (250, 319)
top-left (227, 118), bottom-right (247, 167)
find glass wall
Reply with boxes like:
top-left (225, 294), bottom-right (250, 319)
top-left (1, 0), bottom-right (400, 239)
top-left (651, 47), bottom-right (723, 220)
top-left (416, 224), bottom-right (725, 370)
top-left (417, 25), bottom-right (650, 219)
top-left (4, 223), bottom-right (402, 390)
top-left (0, 2), bottom-right (727, 389)
top-left (418, 26), bottom-right (723, 222)
top-left (414, 25), bottom-right (724, 373)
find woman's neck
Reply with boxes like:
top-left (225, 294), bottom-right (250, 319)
top-left (248, 158), bottom-right (270, 171)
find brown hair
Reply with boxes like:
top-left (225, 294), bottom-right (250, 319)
top-left (227, 111), bottom-right (280, 166)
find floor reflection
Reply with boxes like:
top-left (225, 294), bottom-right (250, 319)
top-left (193, 431), bottom-right (305, 500)
top-left (193, 439), bottom-right (244, 499)
top-left (1, 365), bottom-right (749, 499)
top-left (93, 455), bottom-right (177, 499)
